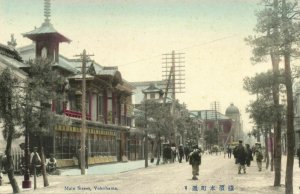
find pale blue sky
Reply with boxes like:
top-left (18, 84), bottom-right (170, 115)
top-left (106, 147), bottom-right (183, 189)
top-left (0, 0), bottom-right (269, 133)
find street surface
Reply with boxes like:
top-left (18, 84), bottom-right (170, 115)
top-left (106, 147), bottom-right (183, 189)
top-left (1, 154), bottom-right (299, 194)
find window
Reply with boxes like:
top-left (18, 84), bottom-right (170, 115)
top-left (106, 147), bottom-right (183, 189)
top-left (62, 132), bottom-right (69, 159)
top-left (150, 93), bottom-right (155, 99)
top-left (55, 131), bottom-right (62, 159)
top-left (98, 95), bottom-right (103, 116)
top-left (41, 47), bottom-right (47, 58)
top-left (75, 95), bottom-right (81, 112)
top-left (55, 99), bottom-right (63, 114)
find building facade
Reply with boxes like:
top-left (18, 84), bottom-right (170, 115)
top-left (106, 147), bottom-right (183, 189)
top-left (190, 110), bottom-right (233, 149)
top-left (6, 0), bottom-right (136, 167)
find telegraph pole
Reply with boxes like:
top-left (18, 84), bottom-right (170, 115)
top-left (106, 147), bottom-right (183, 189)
top-left (162, 50), bottom-right (185, 145)
top-left (74, 49), bottom-right (94, 175)
top-left (144, 102), bottom-right (148, 168)
top-left (211, 101), bottom-right (220, 146)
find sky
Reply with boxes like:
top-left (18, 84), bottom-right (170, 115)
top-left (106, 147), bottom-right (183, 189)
top-left (0, 0), bottom-right (272, 133)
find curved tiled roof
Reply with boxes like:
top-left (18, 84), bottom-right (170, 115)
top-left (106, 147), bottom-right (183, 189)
top-left (0, 43), bottom-right (23, 62)
top-left (23, 22), bottom-right (71, 43)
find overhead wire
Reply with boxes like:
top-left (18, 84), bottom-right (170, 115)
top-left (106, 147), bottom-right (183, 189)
top-left (117, 34), bottom-right (241, 67)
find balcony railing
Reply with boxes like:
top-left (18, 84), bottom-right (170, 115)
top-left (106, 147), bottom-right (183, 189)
top-left (64, 109), bottom-right (91, 120)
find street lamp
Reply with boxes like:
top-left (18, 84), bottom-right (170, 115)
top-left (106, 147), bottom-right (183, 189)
top-left (22, 98), bottom-right (32, 188)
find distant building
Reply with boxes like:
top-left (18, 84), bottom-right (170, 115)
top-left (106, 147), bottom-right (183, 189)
top-left (225, 103), bottom-right (243, 141)
top-left (130, 81), bottom-right (167, 105)
top-left (142, 83), bottom-right (164, 102)
top-left (190, 110), bottom-right (233, 148)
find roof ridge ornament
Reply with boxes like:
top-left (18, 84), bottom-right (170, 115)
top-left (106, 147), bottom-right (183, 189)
top-left (7, 34), bottom-right (17, 48)
top-left (44, 0), bottom-right (51, 25)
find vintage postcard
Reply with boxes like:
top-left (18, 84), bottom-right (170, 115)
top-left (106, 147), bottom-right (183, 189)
top-left (0, 0), bottom-right (299, 194)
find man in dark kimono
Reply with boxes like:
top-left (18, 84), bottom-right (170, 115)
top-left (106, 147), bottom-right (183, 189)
top-left (235, 140), bottom-right (247, 174)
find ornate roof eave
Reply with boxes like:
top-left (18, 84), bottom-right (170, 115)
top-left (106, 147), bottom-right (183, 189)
top-left (23, 22), bottom-right (71, 43)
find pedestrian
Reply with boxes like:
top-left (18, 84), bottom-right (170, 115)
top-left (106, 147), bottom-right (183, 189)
top-left (171, 144), bottom-right (176, 163)
top-left (233, 145), bottom-right (238, 164)
top-left (178, 145), bottom-right (184, 163)
top-left (255, 143), bottom-right (263, 171)
top-left (245, 144), bottom-right (253, 167)
top-left (189, 145), bottom-right (202, 180)
top-left (184, 146), bottom-right (190, 162)
top-left (77, 146), bottom-right (81, 169)
top-left (0, 152), bottom-right (3, 186)
top-left (235, 140), bottom-right (247, 174)
top-left (0, 152), bottom-right (3, 172)
top-left (296, 143), bottom-right (300, 168)
top-left (30, 147), bottom-right (41, 175)
top-left (85, 146), bottom-right (89, 169)
top-left (163, 143), bottom-right (172, 164)
top-left (227, 146), bottom-right (232, 158)
top-left (30, 147), bottom-right (41, 190)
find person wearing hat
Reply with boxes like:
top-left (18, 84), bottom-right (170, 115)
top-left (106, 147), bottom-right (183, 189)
top-left (235, 140), bottom-right (247, 174)
top-left (30, 147), bottom-right (41, 175)
top-left (255, 142), bottom-right (263, 171)
top-left (189, 145), bottom-right (202, 180)
top-left (297, 143), bottom-right (300, 168)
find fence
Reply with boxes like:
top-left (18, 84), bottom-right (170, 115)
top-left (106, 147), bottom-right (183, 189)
top-left (0, 148), bottom-right (24, 173)
top-left (12, 148), bottom-right (24, 173)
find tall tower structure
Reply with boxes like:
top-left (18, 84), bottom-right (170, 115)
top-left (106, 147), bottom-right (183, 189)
top-left (225, 103), bottom-right (241, 141)
top-left (23, 0), bottom-right (70, 62)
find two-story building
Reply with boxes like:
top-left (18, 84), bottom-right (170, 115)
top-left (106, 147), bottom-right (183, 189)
top-left (14, 0), bottom-right (135, 167)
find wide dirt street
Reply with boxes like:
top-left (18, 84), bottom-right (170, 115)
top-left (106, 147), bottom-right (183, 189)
top-left (1, 154), bottom-right (299, 194)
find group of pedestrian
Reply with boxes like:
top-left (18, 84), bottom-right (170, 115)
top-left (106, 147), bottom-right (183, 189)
top-left (162, 143), bottom-right (190, 164)
top-left (233, 140), bottom-right (263, 174)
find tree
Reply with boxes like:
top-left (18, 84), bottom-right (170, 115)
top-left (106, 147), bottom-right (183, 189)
top-left (135, 100), bottom-right (171, 165)
top-left (204, 129), bottom-right (218, 148)
top-left (135, 100), bottom-right (182, 141)
top-left (281, 1), bottom-right (300, 193)
top-left (245, 0), bottom-right (283, 185)
top-left (24, 58), bottom-right (65, 187)
top-left (135, 99), bottom-right (195, 164)
top-left (0, 68), bottom-right (22, 193)
top-left (244, 70), bottom-right (285, 175)
top-left (245, 0), bottom-right (300, 189)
